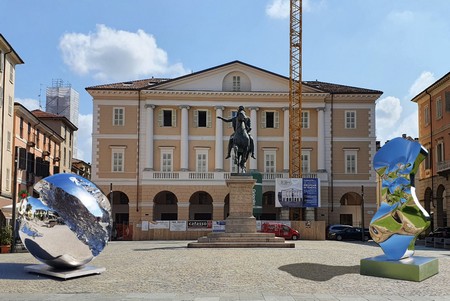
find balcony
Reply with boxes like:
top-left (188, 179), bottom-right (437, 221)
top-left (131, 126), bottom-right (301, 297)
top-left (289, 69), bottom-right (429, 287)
top-left (141, 170), bottom-right (328, 183)
top-left (437, 160), bottom-right (450, 178)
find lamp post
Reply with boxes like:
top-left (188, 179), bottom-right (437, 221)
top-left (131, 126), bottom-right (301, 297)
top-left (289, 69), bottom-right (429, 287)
top-left (361, 185), bottom-right (365, 241)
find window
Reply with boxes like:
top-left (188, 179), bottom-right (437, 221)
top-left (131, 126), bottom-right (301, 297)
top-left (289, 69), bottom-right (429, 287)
top-left (161, 149), bottom-right (173, 172)
top-left (446, 92), bottom-right (450, 112)
top-left (196, 150), bottom-right (208, 172)
top-left (43, 134), bottom-right (47, 150)
top-left (345, 111), bottom-right (356, 129)
top-left (36, 129), bottom-right (40, 148)
top-left (8, 96), bottom-right (12, 116)
top-left (264, 150), bottom-right (276, 173)
top-left (113, 107), bottom-right (124, 126)
top-left (301, 111), bottom-right (309, 129)
top-left (436, 97), bottom-right (442, 119)
top-left (194, 110), bottom-right (211, 128)
top-left (262, 111), bottom-right (279, 129)
top-left (112, 149), bottom-right (125, 172)
top-left (159, 109), bottom-right (176, 127)
top-left (301, 150), bottom-right (310, 173)
top-left (232, 75), bottom-right (241, 91)
top-left (9, 62), bottom-right (14, 83)
top-left (6, 131), bottom-right (11, 152)
top-left (19, 117), bottom-right (24, 138)
top-left (345, 150), bottom-right (357, 174)
top-left (424, 105), bottom-right (430, 125)
top-left (437, 142), bottom-right (444, 163)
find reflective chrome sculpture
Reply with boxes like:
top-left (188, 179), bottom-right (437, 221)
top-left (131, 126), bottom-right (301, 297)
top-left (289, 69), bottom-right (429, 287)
top-left (369, 137), bottom-right (430, 260)
top-left (18, 174), bottom-right (111, 269)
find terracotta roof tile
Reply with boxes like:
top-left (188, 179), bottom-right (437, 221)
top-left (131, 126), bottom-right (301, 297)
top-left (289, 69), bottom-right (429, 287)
top-left (303, 81), bottom-right (383, 94)
top-left (86, 78), bottom-right (169, 90)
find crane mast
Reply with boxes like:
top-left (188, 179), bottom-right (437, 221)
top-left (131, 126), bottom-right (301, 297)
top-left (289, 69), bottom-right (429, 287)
top-left (289, 0), bottom-right (302, 178)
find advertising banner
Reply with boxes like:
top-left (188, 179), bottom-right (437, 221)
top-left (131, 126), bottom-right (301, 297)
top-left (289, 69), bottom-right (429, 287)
top-left (148, 221), bottom-right (170, 229)
top-left (275, 178), bottom-right (320, 208)
top-left (170, 221), bottom-right (187, 231)
top-left (187, 220), bottom-right (212, 230)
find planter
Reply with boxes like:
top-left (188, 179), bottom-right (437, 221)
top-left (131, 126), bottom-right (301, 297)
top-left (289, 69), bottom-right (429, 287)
top-left (0, 245), bottom-right (11, 253)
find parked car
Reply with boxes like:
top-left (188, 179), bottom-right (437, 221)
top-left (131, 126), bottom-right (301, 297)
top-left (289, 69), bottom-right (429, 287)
top-left (428, 227), bottom-right (450, 238)
top-left (261, 223), bottom-right (300, 240)
top-left (329, 227), bottom-right (370, 241)
top-left (326, 224), bottom-right (353, 240)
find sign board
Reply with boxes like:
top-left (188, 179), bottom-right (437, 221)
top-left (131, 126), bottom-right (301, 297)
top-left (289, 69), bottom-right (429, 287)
top-left (275, 178), bottom-right (320, 208)
top-left (252, 171), bottom-right (263, 219)
top-left (170, 221), bottom-right (187, 231)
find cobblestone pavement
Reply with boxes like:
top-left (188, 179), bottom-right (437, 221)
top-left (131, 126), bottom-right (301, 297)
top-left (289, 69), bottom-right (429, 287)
top-left (0, 240), bottom-right (450, 300)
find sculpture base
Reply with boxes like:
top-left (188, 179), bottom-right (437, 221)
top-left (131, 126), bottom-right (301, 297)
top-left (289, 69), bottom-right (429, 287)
top-left (25, 264), bottom-right (106, 280)
top-left (360, 255), bottom-right (438, 282)
top-left (187, 232), bottom-right (295, 248)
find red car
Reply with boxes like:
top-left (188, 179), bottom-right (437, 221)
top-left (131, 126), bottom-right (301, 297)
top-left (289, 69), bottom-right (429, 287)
top-left (261, 223), bottom-right (300, 240)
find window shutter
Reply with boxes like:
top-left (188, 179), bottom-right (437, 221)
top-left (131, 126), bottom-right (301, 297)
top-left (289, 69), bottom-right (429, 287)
top-left (193, 110), bottom-right (198, 128)
top-left (274, 111), bottom-right (280, 128)
top-left (207, 110), bottom-right (212, 128)
top-left (172, 109), bottom-right (177, 127)
top-left (261, 111), bottom-right (266, 129)
top-left (158, 110), bottom-right (163, 127)
top-left (446, 92), bottom-right (450, 112)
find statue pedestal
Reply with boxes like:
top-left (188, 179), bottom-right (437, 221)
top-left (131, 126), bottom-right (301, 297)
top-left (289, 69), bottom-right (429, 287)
top-left (360, 255), bottom-right (438, 282)
top-left (188, 174), bottom-right (294, 248)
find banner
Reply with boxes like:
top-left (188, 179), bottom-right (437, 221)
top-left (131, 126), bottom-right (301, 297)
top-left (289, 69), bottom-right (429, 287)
top-left (275, 178), bottom-right (320, 208)
top-left (252, 171), bottom-right (263, 219)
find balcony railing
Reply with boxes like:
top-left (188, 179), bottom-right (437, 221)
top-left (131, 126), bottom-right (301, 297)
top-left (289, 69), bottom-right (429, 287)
top-left (437, 160), bottom-right (450, 177)
top-left (142, 170), bottom-right (328, 182)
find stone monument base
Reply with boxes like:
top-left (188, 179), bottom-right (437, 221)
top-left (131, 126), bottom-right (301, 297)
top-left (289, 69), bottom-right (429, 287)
top-left (25, 264), bottom-right (106, 280)
top-left (360, 255), bottom-right (438, 282)
top-left (187, 232), bottom-right (295, 248)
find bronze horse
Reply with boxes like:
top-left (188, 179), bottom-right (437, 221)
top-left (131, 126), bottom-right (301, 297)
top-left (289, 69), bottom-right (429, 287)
top-left (232, 110), bottom-right (250, 173)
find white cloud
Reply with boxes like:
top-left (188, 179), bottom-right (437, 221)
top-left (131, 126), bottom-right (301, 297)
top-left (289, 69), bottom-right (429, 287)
top-left (409, 71), bottom-right (435, 98)
top-left (59, 24), bottom-right (188, 82)
top-left (75, 113), bottom-right (93, 163)
top-left (376, 96), bottom-right (403, 129)
top-left (266, 0), bottom-right (322, 19)
top-left (15, 98), bottom-right (42, 111)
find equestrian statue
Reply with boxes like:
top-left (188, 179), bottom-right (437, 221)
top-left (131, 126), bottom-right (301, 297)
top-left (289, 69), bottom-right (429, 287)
top-left (217, 106), bottom-right (255, 173)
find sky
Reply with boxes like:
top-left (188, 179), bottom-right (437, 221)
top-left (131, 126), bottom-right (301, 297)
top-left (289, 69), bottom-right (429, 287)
top-left (2, 0), bottom-right (450, 163)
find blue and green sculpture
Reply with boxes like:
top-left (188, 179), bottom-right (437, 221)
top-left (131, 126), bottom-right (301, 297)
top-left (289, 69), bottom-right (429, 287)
top-left (369, 137), bottom-right (430, 260)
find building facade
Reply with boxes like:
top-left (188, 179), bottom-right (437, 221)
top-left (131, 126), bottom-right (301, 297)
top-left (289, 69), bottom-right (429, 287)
top-left (30, 110), bottom-right (78, 174)
top-left (412, 71), bottom-right (450, 230)
top-left (86, 61), bottom-right (382, 239)
top-left (0, 35), bottom-right (24, 225)
top-left (13, 104), bottom-right (63, 200)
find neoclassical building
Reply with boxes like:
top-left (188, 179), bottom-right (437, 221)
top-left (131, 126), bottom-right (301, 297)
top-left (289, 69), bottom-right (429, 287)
top-left (412, 71), bottom-right (450, 230)
top-left (86, 61), bottom-right (382, 239)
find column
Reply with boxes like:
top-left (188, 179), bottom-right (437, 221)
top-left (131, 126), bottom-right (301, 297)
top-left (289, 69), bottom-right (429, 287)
top-left (283, 107), bottom-right (290, 172)
top-left (317, 107), bottom-right (325, 171)
top-left (215, 106), bottom-right (224, 171)
top-left (145, 104), bottom-right (155, 170)
top-left (180, 105), bottom-right (190, 171)
top-left (249, 107), bottom-right (258, 170)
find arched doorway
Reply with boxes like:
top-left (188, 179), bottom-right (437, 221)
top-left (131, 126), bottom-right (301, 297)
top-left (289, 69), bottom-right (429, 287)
top-left (339, 192), bottom-right (363, 226)
top-left (261, 191), bottom-right (280, 220)
top-left (436, 185), bottom-right (447, 228)
top-left (153, 191), bottom-right (178, 220)
top-left (108, 191), bottom-right (131, 240)
top-left (189, 191), bottom-right (213, 220)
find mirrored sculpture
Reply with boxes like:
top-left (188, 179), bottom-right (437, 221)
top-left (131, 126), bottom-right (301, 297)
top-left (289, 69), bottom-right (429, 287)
top-left (18, 174), bottom-right (112, 270)
top-left (369, 137), bottom-right (430, 260)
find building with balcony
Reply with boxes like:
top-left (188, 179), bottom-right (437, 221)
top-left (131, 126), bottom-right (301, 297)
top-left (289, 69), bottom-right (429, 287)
top-left (412, 71), bottom-right (450, 229)
top-left (13, 103), bottom-right (63, 199)
top-left (86, 61), bottom-right (382, 239)
top-left (0, 35), bottom-right (24, 225)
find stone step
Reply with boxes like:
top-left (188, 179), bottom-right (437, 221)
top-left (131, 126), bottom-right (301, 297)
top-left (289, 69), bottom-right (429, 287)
top-left (187, 241), bottom-right (295, 248)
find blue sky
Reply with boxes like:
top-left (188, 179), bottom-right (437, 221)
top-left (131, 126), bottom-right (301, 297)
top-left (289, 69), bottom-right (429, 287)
top-left (3, 0), bottom-right (450, 163)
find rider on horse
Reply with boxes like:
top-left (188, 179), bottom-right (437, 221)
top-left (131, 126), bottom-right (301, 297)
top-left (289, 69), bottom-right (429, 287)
top-left (217, 106), bottom-right (256, 160)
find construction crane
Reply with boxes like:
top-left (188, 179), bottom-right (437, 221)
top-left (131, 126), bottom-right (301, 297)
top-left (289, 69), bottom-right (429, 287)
top-left (289, 0), bottom-right (302, 179)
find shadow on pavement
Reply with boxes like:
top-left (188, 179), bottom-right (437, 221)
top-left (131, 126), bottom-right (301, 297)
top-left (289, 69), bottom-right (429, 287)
top-left (279, 262), bottom-right (359, 281)
top-left (0, 263), bottom-right (42, 280)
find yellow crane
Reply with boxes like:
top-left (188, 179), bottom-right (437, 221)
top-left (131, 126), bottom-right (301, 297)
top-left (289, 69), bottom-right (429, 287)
top-left (289, 0), bottom-right (302, 179)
